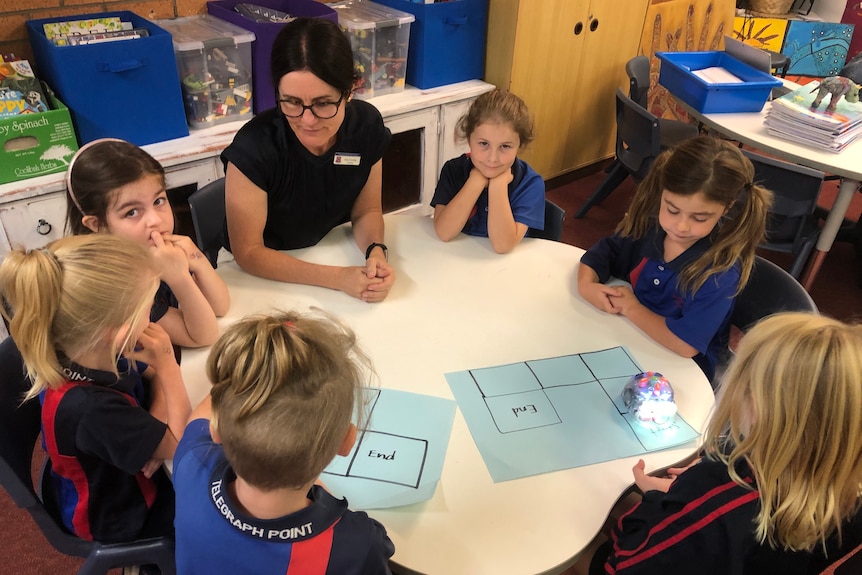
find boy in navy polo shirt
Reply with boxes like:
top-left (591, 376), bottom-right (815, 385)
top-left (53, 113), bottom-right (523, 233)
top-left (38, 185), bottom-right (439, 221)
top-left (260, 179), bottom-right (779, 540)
top-left (173, 311), bottom-right (394, 575)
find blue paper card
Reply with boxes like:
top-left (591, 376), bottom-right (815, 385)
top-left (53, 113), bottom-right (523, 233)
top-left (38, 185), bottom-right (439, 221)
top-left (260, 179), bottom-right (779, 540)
top-left (446, 347), bottom-right (701, 482)
top-left (322, 388), bottom-right (456, 509)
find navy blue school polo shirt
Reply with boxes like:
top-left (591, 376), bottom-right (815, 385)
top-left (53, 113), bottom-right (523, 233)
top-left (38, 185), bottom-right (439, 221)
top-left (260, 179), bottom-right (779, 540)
top-left (581, 226), bottom-right (739, 380)
top-left (41, 359), bottom-right (167, 542)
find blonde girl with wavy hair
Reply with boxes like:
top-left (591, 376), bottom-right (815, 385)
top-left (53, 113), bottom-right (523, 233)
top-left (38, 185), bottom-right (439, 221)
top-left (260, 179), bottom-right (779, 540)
top-left (172, 310), bottom-right (395, 574)
top-left (579, 135), bottom-right (772, 382)
top-left (594, 313), bottom-right (862, 575)
top-left (0, 234), bottom-right (190, 543)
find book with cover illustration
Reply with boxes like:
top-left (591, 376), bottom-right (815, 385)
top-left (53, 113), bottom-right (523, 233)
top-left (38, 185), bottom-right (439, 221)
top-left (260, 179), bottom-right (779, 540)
top-left (0, 59), bottom-right (49, 117)
top-left (766, 80), bottom-right (862, 133)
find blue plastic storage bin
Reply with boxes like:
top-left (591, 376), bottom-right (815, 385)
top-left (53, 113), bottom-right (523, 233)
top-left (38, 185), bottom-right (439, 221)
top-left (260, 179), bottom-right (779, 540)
top-left (207, 0), bottom-right (338, 113)
top-left (656, 51), bottom-right (781, 114)
top-left (26, 11), bottom-right (189, 146)
top-left (374, 0), bottom-right (487, 89)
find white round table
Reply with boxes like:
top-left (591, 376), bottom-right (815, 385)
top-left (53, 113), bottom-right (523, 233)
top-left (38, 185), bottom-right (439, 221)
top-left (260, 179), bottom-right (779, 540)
top-left (179, 214), bottom-right (714, 575)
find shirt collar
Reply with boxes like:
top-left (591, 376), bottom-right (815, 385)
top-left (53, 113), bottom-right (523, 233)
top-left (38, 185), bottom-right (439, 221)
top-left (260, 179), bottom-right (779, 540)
top-left (60, 356), bottom-right (141, 396)
top-left (642, 226), bottom-right (713, 272)
top-left (208, 460), bottom-right (348, 541)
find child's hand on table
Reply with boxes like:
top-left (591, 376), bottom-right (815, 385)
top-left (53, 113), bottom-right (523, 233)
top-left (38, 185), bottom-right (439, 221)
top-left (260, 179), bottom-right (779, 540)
top-left (581, 282), bottom-right (623, 314)
top-left (633, 457), bottom-right (702, 493)
top-left (607, 285), bottom-right (641, 316)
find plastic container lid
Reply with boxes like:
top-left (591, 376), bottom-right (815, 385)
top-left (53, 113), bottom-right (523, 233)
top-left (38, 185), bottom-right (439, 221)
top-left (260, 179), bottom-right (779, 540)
top-left (157, 14), bottom-right (255, 51)
top-left (330, 0), bottom-right (415, 31)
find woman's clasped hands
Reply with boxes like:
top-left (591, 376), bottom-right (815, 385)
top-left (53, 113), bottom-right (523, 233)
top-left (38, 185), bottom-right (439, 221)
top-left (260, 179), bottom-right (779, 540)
top-left (339, 254), bottom-right (395, 303)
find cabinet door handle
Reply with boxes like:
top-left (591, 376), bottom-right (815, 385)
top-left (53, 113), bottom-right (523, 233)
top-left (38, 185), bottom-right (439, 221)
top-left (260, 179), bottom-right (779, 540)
top-left (36, 219), bottom-right (52, 236)
top-left (590, 18), bottom-right (599, 32)
top-left (573, 21), bottom-right (584, 35)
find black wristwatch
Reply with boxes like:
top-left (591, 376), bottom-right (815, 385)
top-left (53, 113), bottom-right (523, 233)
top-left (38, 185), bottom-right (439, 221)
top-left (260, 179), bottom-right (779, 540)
top-left (365, 242), bottom-right (388, 261)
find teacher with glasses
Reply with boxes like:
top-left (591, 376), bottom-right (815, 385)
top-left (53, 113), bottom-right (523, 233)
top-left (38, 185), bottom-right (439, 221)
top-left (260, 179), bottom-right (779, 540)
top-left (221, 17), bottom-right (395, 302)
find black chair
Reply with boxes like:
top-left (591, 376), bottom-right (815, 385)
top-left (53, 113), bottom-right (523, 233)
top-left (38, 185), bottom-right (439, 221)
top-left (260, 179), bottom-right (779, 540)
top-left (575, 88), bottom-right (663, 219)
top-left (730, 256), bottom-right (818, 333)
top-left (0, 338), bottom-right (177, 575)
top-left (742, 150), bottom-right (825, 279)
top-left (187, 177), bottom-right (226, 268)
top-left (626, 55), bottom-right (699, 148)
top-left (527, 199), bottom-right (566, 242)
top-left (575, 58), bottom-right (698, 219)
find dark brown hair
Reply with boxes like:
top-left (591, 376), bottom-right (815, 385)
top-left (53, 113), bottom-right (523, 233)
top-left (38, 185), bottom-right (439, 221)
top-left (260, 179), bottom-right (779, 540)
top-left (270, 17), bottom-right (356, 101)
top-left (65, 139), bottom-right (165, 235)
top-left (617, 136), bottom-right (771, 294)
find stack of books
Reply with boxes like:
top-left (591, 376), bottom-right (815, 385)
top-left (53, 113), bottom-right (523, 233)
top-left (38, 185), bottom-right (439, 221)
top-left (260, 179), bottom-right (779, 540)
top-left (43, 17), bottom-right (149, 46)
top-left (764, 80), bottom-right (862, 153)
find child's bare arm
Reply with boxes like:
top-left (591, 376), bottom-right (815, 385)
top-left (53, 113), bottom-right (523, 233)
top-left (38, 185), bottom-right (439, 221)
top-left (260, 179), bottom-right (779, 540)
top-left (165, 234), bottom-right (230, 316)
top-left (434, 168), bottom-right (488, 241)
top-left (127, 323), bottom-right (192, 460)
top-left (150, 232), bottom-right (219, 347)
top-left (611, 288), bottom-right (699, 357)
top-left (486, 169), bottom-right (527, 254)
top-left (157, 286), bottom-right (220, 348)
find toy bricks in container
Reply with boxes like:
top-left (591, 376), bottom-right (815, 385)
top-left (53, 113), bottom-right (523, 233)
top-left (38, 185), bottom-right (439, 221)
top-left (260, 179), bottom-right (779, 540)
top-left (207, 0), bottom-right (338, 113)
top-left (373, 0), bottom-right (487, 89)
top-left (26, 12), bottom-right (189, 146)
top-left (329, 0), bottom-right (414, 100)
top-left (156, 15), bottom-right (255, 129)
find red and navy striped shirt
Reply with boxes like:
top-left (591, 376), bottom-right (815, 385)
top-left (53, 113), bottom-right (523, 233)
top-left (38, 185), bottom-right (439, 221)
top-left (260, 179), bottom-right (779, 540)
top-left (41, 360), bottom-right (167, 542)
top-left (605, 458), bottom-right (862, 574)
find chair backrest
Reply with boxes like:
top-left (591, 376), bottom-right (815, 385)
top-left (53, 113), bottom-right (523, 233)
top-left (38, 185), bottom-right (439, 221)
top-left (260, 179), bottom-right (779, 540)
top-left (730, 256), bottom-right (818, 332)
top-left (742, 150), bottom-right (825, 247)
top-left (527, 199), bottom-right (566, 242)
top-left (0, 338), bottom-right (93, 558)
top-left (187, 177), bottom-right (226, 268)
top-left (625, 55), bottom-right (651, 108)
top-left (614, 88), bottom-right (662, 179)
top-left (0, 337), bottom-right (178, 574)
top-left (0, 338), bottom-right (43, 509)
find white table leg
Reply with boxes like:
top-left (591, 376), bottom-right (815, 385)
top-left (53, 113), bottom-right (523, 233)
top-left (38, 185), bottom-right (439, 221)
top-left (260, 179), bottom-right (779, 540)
top-left (801, 177), bottom-right (860, 290)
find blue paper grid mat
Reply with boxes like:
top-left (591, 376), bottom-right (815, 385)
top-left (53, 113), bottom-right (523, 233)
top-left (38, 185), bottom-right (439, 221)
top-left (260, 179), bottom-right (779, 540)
top-left (446, 347), bottom-right (701, 483)
top-left (322, 387), bottom-right (455, 509)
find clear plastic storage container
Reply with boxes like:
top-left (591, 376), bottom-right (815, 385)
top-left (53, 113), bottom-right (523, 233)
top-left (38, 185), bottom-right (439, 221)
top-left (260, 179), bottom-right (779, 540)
top-left (157, 15), bottom-right (255, 128)
top-left (330, 0), bottom-right (414, 99)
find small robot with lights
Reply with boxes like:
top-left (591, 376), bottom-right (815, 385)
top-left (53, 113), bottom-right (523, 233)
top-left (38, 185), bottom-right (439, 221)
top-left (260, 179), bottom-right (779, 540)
top-left (621, 371), bottom-right (677, 430)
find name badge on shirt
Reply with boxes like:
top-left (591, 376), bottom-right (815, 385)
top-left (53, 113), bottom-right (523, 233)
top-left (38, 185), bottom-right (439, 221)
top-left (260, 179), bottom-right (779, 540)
top-left (334, 153), bottom-right (361, 166)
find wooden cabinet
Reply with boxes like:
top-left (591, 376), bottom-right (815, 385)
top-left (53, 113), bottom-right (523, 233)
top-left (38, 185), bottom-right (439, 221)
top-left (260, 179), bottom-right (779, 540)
top-left (485, 0), bottom-right (649, 179)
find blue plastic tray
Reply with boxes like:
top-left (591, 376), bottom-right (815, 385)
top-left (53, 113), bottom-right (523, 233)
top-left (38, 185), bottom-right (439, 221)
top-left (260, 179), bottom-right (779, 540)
top-left (656, 51), bottom-right (782, 114)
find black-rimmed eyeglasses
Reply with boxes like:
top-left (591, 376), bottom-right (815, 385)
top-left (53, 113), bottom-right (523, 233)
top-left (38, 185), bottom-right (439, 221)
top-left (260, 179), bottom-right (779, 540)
top-left (278, 93), bottom-right (345, 119)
